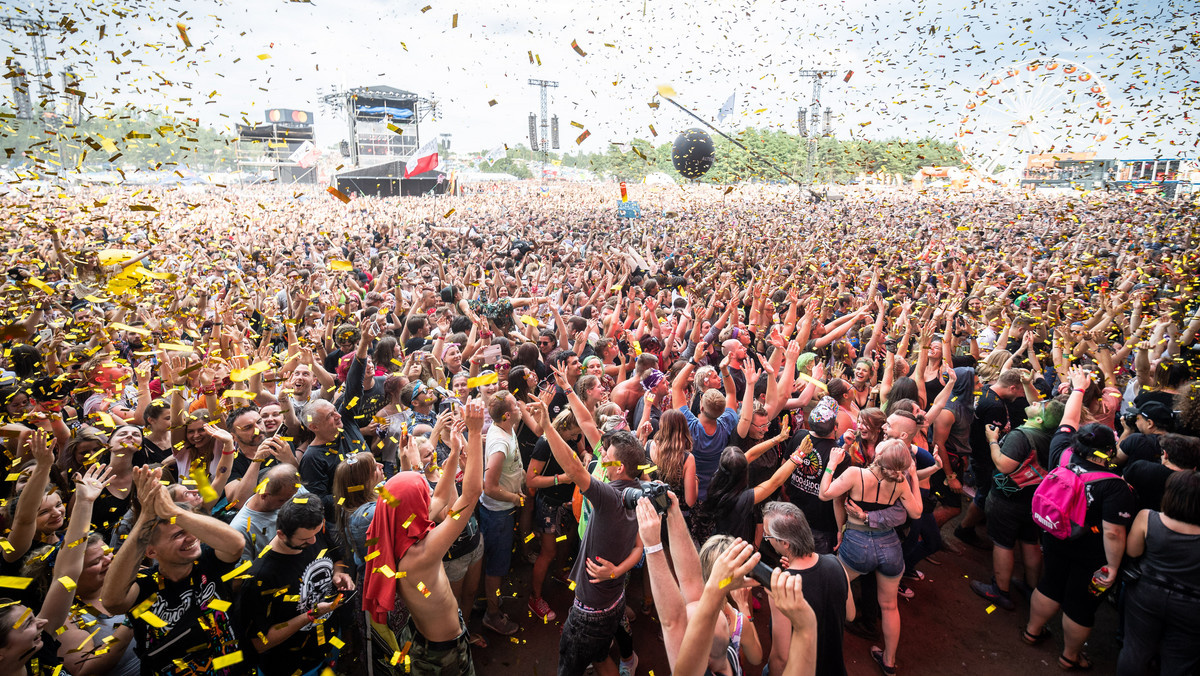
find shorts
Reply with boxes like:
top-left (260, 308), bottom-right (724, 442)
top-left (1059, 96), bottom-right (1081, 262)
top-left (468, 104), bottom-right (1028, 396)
top-left (478, 504), bottom-right (516, 578)
top-left (397, 612), bottom-right (475, 675)
top-left (443, 536), bottom-right (484, 583)
top-left (558, 595), bottom-right (625, 676)
top-left (536, 494), bottom-right (573, 536)
top-left (984, 490), bottom-right (1040, 549)
top-left (838, 527), bottom-right (905, 578)
top-left (1036, 534), bottom-right (1107, 627)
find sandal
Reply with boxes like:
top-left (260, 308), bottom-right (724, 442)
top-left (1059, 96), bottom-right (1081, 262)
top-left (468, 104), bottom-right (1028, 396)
top-left (1022, 627), bottom-right (1053, 646)
top-left (1058, 653), bottom-right (1092, 671)
top-left (870, 646), bottom-right (897, 675)
top-left (468, 633), bottom-right (488, 649)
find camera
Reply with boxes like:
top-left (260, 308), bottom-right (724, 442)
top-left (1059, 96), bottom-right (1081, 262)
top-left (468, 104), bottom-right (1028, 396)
top-left (1123, 413), bottom-right (1139, 429)
top-left (621, 481), bottom-right (670, 514)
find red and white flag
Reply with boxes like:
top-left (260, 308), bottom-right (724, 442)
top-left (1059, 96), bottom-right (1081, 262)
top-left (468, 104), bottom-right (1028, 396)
top-left (288, 140), bottom-right (320, 168)
top-left (290, 141), bottom-right (324, 169)
top-left (404, 138), bottom-right (440, 178)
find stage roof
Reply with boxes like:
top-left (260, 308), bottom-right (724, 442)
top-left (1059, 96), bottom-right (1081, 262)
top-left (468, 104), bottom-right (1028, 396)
top-left (348, 85), bottom-right (419, 100)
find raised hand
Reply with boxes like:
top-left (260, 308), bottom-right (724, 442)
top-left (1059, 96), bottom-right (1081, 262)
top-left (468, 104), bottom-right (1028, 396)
top-left (635, 497), bottom-right (663, 550)
top-left (705, 538), bottom-right (761, 593)
top-left (28, 428), bottom-right (54, 467)
top-left (73, 463), bottom-right (113, 503)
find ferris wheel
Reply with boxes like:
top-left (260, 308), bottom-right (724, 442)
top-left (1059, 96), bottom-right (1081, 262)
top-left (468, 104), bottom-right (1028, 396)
top-left (955, 59), bottom-right (1115, 182)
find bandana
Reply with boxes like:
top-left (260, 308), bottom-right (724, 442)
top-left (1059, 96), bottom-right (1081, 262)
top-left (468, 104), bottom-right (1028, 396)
top-left (641, 369), bottom-right (665, 391)
top-left (363, 472), bottom-right (436, 623)
top-left (809, 396), bottom-right (838, 426)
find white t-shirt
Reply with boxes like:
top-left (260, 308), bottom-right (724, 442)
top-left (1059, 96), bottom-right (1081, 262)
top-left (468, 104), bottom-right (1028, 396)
top-left (479, 424), bottom-right (524, 512)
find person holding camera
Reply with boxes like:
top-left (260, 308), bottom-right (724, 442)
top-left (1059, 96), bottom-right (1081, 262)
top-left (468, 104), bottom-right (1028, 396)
top-left (236, 496), bottom-right (355, 675)
top-left (529, 397), bottom-right (644, 676)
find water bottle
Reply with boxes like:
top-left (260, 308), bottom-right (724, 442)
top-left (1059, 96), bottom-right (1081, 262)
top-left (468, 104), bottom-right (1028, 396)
top-left (1088, 567), bottom-right (1112, 596)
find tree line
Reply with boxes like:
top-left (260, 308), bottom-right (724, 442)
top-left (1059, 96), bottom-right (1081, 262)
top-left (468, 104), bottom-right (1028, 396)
top-left (476, 129), bottom-right (964, 184)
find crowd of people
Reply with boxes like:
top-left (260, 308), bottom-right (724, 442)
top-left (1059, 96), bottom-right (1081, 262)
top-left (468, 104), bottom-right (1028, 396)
top-left (0, 181), bottom-right (1198, 676)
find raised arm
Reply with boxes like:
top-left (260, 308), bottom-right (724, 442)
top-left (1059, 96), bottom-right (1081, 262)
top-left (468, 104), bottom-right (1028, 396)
top-left (2, 430), bottom-right (53, 563)
top-left (530, 398), bottom-right (592, 492)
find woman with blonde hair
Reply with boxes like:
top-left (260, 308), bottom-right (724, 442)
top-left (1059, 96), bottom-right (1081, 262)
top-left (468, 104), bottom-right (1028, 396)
top-left (819, 438), bottom-right (923, 674)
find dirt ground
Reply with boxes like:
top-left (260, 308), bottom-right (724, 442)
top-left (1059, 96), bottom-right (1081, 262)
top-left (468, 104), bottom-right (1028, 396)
top-left (467, 519), bottom-right (1121, 675)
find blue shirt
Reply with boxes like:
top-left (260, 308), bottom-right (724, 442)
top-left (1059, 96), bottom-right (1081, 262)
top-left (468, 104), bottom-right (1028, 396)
top-left (679, 405), bottom-right (740, 502)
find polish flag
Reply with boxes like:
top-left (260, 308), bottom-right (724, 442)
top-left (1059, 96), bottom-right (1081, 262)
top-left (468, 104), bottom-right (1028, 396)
top-left (404, 138), bottom-right (440, 178)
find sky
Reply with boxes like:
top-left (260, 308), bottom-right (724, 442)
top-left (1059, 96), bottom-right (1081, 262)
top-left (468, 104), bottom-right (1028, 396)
top-left (2, 0), bottom-right (1196, 170)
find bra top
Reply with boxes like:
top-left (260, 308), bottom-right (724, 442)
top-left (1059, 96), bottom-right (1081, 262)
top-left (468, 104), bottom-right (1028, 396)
top-left (855, 467), bottom-right (900, 512)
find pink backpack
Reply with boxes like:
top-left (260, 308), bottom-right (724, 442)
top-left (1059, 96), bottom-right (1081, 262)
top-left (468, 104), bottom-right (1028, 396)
top-left (1031, 449), bottom-right (1120, 540)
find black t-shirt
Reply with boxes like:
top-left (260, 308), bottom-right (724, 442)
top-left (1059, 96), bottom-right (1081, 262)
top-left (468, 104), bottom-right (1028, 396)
top-left (1120, 433), bottom-right (1162, 465)
top-left (1048, 425), bottom-right (1136, 551)
top-left (783, 432), bottom-right (841, 534)
top-left (135, 438), bottom-right (172, 467)
top-left (237, 533), bottom-right (339, 675)
top-left (969, 386), bottom-right (1010, 460)
top-left (547, 386), bottom-right (570, 422)
top-left (711, 489), bottom-right (756, 543)
top-left (530, 437), bottom-right (575, 505)
top-left (230, 451), bottom-right (279, 487)
top-left (1123, 459), bottom-right (1174, 512)
top-left (322, 349), bottom-right (347, 375)
top-left (128, 548), bottom-right (244, 676)
top-left (403, 336), bottom-right (430, 356)
top-left (91, 489), bottom-right (132, 540)
top-left (992, 426), bottom-right (1051, 502)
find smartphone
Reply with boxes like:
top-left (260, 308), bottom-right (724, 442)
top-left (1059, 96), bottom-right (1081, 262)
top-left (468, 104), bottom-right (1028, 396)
top-left (480, 344), bottom-right (502, 365)
top-left (749, 561), bottom-right (789, 588)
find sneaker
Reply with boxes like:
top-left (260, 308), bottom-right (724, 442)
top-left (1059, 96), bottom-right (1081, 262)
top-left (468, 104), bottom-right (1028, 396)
top-left (619, 652), bottom-right (639, 676)
top-left (483, 611), bottom-right (520, 635)
top-left (528, 596), bottom-right (557, 622)
top-left (897, 583), bottom-right (915, 599)
top-left (969, 579), bottom-right (1015, 611)
top-left (903, 569), bottom-right (925, 581)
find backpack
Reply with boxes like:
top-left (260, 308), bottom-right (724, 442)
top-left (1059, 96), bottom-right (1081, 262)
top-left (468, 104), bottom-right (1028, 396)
top-left (1031, 449), bottom-right (1120, 540)
top-left (996, 428), bottom-right (1049, 491)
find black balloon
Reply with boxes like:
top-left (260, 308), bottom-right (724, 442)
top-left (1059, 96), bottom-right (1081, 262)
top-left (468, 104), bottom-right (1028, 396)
top-left (672, 128), bottom-right (715, 179)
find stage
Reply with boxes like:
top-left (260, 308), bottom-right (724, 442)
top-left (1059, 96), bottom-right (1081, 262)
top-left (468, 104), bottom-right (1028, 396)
top-left (334, 160), bottom-right (455, 197)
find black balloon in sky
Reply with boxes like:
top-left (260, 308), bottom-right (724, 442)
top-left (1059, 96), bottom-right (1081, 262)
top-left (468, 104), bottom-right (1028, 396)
top-left (672, 128), bottom-right (715, 179)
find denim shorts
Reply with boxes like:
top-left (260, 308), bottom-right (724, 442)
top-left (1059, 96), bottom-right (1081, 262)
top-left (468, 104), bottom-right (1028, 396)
top-left (443, 535), bottom-right (484, 583)
top-left (478, 504), bottom-right (516, 578)
top-left (838, 527), bottom-right (905, 578)
top-left (557, 595), bottom-right (625, 676)
top-left (536, 494), bottom-right (573, 536)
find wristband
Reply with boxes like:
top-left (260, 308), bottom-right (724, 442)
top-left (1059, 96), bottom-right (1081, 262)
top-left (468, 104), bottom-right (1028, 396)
top-left (1073, 388), bottom-right (1085, 393)
top-left (307, 609), bottom-right (318, 622)
top-left (790, 454), bottom-right (802, 466)
top-left (824, 467), bottom-right (834, 475)
top-left (554, 475), bottom-right (560, 486)
top-left (644, 543), bottom-right (664, 555)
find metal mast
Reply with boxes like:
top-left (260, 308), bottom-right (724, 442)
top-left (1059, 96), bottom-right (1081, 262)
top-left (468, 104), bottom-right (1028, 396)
top-left (1, 17), bottom-right (66, 110)
top-left (796, 69), bottom-right (837, 185)
top-left (528, 79), bottom-right (558, 179)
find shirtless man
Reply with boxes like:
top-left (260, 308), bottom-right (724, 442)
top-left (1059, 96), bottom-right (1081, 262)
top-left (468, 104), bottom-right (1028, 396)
top-left (362, 399), bottom-right (485, 675)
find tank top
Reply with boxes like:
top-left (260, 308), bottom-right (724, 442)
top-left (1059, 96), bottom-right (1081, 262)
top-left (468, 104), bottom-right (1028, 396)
top-left (791, 555), bottom-right (849, 676)
top-left (1143, 511), bottom-right (1200, 591)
